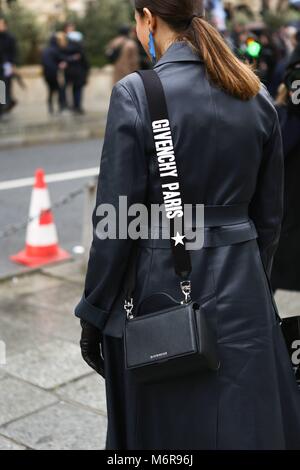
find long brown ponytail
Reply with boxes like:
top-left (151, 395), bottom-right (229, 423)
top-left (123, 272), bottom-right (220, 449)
top-left (134, 0), bottom-right (261, 101)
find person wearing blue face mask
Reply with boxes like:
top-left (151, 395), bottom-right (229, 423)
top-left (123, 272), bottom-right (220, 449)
top-left (75, 0), bottom-right (300, 450)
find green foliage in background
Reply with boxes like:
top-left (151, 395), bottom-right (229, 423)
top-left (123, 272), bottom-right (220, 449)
top-left (77, 0), bottom-right (134, 67)
top-left (1, 0), bottom-right (134, 66)
top-left (4, 3), bottom-right (42, 65)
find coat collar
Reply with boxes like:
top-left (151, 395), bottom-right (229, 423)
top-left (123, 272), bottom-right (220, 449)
top-left (153, 40), bottom-right (203, 69)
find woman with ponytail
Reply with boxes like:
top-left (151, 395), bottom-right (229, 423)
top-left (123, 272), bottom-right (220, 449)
top-left (75, 0), bottom-right (300, 449)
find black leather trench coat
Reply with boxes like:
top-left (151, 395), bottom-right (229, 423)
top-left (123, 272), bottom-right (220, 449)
top-left (75, 40), bottom-right (300, 450)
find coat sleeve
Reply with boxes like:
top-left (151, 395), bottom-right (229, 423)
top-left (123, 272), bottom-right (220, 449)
top-left (249, 113), bottom-right (284, 279)
top-left (74, 82), bottom-right (148, 330)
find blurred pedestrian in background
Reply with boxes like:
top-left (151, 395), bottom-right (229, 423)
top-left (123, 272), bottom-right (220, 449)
top-left (0, 16), bottom-right (17, 116)
top-left (64, 28), bottom-right (90, 115)
top-left (41, 33), bottom-right (68, 115)
top-left (269, 26), bottom-right (298, 97)
top-left (258, 31), bottom-right (277, 86)
top-left (105, 25), bottom-right (140, 85)
top-left (271, 30), bottom-right (300, 387)
top-left (271, 32), bottom-right (300, 292)
top-left (42, 27), bottom-right (89, 116)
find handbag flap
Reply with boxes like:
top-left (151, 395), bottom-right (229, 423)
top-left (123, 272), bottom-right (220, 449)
top-left (125, 303), bottom-right (198, 369)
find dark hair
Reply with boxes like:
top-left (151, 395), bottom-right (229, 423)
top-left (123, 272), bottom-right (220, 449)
top-left (63, 22), bottom-right (75, 31)
top-left (118, 24), bottom-right (131, 36)
top-left (134, 0), bottom-right (260, 100)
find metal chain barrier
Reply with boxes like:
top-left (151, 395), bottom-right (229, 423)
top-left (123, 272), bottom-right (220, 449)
top-left (0, 186), bottom-right (87, 240)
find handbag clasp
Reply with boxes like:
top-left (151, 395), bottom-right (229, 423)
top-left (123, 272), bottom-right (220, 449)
top-left (124, 298), bottom-right (134, 320)
top-left (180, 280), bottom-right (192, 304)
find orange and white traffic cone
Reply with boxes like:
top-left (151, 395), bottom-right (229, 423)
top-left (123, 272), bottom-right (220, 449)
top-left (10, 168), bottom-right (70, 268)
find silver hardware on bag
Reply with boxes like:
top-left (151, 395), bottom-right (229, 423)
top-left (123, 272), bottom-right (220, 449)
top-left (124, 298), bottom-right (134, 320)
top-left (180, 280), bottom-right (192, 304)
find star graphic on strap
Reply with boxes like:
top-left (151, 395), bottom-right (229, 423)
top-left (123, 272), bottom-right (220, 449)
top-left (171, 232), bottom-right (186, 246)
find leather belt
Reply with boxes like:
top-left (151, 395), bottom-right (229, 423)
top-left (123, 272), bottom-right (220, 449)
top-left (137, 204), bottom-right (258, 249)
top-left (202, 204), bottom-right (249, 227)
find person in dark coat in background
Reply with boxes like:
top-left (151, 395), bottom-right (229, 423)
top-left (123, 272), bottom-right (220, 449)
top-left (0, 16), bottom-right (17, 115)
top-left (75, 0), bottom-right (300, 450)
top-left (64, 32), bottom-right (90, 114)
top-left (271, 40), bottom-right (300, 292)
top-left (269, 28), bottom-right (299, 98)
top-left (41, 33), bottom-right (67, 114)
top-left (258, 32), bottom-right (277, 91)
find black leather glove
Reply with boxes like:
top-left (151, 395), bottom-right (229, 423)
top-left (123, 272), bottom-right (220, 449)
top-left (80, 319), bottom-right (105, 378)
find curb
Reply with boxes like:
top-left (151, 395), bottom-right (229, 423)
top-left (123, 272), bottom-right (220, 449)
top-left (0, 257), bottom-right (85, 285)
top-left (0, 266), bottom-right (46, 284)
top-left (0, 118), bottom-right (107, 150)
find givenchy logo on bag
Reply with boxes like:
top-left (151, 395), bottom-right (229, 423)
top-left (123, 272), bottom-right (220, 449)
top-left (150, 351), bottom-right (168, 360)
top-left (152, 119), bottom-right (184, 220)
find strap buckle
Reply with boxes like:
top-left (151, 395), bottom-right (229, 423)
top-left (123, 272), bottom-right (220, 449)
top-left (180, 280), bottom-right (192, 304)
top-left (124, 298), bottom-right (134, 320)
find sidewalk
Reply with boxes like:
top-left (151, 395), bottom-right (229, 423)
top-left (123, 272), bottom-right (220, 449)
top-left (0, 257), bottom-right (299, 449)
top-left (0, 260), bottom-right (107, 450)
top-left (0, 66), bottom-right (113, 149)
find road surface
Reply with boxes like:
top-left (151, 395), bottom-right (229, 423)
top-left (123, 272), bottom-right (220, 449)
top-left (0, 139), bottom-right (103, 278)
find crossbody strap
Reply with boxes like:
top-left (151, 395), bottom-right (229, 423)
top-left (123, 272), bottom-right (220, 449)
top-left (136, 69), bottom-right (192, 278)
top-left (124, 70), bottom-right (192, 314)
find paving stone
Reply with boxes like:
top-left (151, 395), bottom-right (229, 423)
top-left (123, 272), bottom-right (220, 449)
top-left (23, 282), bottom-right (83, 315)
top-left (0, 297), bottom-right (81, 344)
top-left (41, 260), bottom-right (85, 285)
top-left (0, 377), bottom-right (57, 426)
top-left (275, 290), bottom-right (300, 319)
top-left (5, 339), bottom-right (90, 389)
top-left (0, 435), bottom-right (26, 450)
top-left (1, 402), bottom-right (107, 450)
top-left (56, 374), bottom-right (107, 415)
top-left (0, 335), bottom-right (6, 370)
top-left (0, 315), bottom-right (49, 357)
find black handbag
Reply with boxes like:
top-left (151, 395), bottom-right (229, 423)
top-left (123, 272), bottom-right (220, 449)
top-left (123, 69), bottom-right (220, 384)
